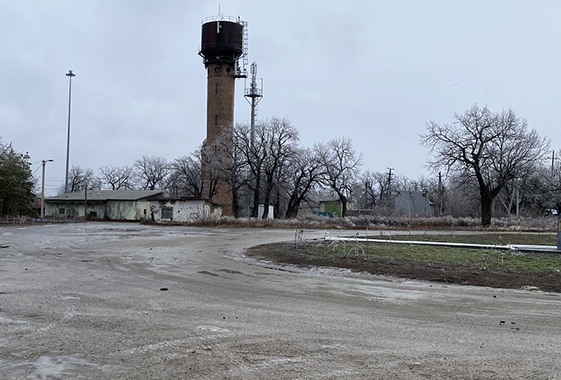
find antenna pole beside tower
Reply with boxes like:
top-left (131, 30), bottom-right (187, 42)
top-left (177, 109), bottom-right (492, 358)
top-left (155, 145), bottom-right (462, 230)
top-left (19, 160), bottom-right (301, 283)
top-left (244, 62), bottom-right (263, 148)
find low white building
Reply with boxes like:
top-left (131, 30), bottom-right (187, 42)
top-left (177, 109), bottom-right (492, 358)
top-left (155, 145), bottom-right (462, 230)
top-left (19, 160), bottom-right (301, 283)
top-left (148, 197), bottom-right (222, 222)
top-left (44, 190), bottom-right (161, 221)
top-left (44, 191), bottom-right (221, 222)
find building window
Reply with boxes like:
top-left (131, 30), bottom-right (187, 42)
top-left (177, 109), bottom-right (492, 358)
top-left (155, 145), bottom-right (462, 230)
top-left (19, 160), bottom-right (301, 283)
top-left (89, 211), bottom-right (98, 218)
top-left (215, 114), bottom-right (218, 125)
top-left (215, 83), bottom-right (218, 94)
top-left (59, 208), bottom-right (65, 214)
top-left (143, 209), bottom-right (147, 215)
top-left (162, 207), bottom-right (173, 220)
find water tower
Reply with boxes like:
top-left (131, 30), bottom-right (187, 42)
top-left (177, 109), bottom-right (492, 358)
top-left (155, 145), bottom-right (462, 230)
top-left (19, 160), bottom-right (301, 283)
top-left (199, 13), bottom-right (248, 215)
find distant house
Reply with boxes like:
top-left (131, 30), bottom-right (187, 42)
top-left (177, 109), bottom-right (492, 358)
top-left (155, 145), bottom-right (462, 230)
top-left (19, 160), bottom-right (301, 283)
top-left (395, 191), bottom-right (433, 217)
top-left (317, 199), bottom-right (355, 217)
top-left (44, 190), bottom-right (222, 222)
top-left (32, 196), bottom-right (42, 215)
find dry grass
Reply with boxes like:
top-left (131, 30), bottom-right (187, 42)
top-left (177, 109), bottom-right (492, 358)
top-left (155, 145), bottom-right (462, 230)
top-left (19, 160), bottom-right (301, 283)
top-left (179, 214), bottom-right (559, 232)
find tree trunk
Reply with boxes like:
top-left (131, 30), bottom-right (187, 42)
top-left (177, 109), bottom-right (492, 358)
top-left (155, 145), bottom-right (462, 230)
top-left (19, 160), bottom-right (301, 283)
top-left (261, 171), bottom-right (276, 219)
top-left (232, 186), bottom-right (240, 218)
top-left (262, 186), bottom-right (273, 219)
top-left (285, 195), bottom-right (300, 219)
top-left (251, 170), bottom-right (261, 218)
top-left (286, 193), bottom-right (307, 219)
top-left (285, 196), bottom-right (297, 219)
top-left (339, 193), bottom-right (348, 218)
top-left (262, 202), bottom-right (269, 219)
top-left (274, 190), bottom-right (281, 219)
top-left (480, 193), bottom-right (493, 226)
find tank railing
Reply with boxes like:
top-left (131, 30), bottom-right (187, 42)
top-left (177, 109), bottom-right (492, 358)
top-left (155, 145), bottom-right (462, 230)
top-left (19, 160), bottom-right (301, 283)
top-left (244, 87), bottom-right (263, 97)
top-left (201, 15), bottom-right (244, 25)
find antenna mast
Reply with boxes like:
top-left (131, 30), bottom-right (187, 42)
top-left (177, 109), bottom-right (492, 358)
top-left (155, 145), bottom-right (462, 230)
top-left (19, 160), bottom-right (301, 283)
top-left (244, 62), bottom-right (263, 146)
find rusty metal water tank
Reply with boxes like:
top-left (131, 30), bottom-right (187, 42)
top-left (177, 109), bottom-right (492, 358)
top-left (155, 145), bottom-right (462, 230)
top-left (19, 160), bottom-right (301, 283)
top-left (200, 16), bottom-right (245, 64)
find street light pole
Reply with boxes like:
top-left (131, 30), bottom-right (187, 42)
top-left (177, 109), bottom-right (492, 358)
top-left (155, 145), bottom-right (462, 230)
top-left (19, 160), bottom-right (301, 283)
top-left (64, 70), bottom-right (76, 193)
top-left (40, 159), bottom-right (54, 222)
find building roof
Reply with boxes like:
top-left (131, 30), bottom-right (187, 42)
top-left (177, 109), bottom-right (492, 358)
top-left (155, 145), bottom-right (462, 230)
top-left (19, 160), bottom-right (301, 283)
top-left (46, 190), bottom-right (164, 202)
top-left (147, 196), bottom-right (223, 208)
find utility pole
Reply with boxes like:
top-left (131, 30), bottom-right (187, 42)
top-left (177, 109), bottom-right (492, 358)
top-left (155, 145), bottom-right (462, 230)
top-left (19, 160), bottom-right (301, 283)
top-left (387, 168), bottom-right (393, 199)
top-left (557, 212), bottom-right (561, 251)
top-left (40, 159), bottom-right (54, 222)
top-left (516, 188), bottom-right (519, 217)
top-left (387, 167), bottom-right (394, 214)
top-left (84, 185), bottom-right (88, 223)
top-left (244, 62), bottom-right (263, 216)
top-left (438, 171), bottom-right (443, 217)
top-left (64, 70), bottom-right (76, 193)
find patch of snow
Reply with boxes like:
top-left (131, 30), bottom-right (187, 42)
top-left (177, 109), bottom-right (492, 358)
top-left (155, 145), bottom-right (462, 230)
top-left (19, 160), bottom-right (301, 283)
top-left (196, 325), bottom-right (231, 333)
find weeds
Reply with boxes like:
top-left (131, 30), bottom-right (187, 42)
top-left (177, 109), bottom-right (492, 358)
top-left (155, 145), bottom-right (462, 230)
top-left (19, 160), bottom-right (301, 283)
top-left (183, 214), bottom-right (558, 232)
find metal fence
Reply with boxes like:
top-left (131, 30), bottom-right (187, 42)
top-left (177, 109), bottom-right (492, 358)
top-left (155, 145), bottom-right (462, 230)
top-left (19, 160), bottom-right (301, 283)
top-left (0, 217), bottom-right (85, 225)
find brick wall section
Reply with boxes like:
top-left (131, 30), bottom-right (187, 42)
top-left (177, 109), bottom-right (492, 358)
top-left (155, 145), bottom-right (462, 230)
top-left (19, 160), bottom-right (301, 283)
top-left (205, 62), bottom-right (236, 215)
top-left (206, 63), bottom-right (236, 146)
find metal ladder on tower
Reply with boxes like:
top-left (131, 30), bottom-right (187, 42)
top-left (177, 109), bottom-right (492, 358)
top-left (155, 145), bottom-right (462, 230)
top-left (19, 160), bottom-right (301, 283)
top-left (241, 21), bottom-right (249, 76)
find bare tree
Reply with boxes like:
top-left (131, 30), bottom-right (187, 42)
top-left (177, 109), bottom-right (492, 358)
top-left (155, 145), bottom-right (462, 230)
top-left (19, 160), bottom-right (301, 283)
top-left (202, 128), bottom-right (237, 203)
top-left (283, 147), bottom-right (323, 218)
top-left (421, 104), bottom-right (549, 226)
top-left (511, 155), bottom-right (561, 216)
top-left (133, 156), bottom-right (170, 191)
top-left (61, 165), bottom-right (101, 193)
top-left (315, 137), bottom-right (363, 217)
top-left (355, 170), bottom-right (402, 213)
top-left (261, 117), bottom-right (299, 219)
top-left (227, 131), bottom-right (251, 217)
top-left (233, 122), bottom-right (268, 217)
top-left (232, 118), bottom-right (301, 218)
top-left (442, 173), bottom-right (480, 218)
top-left (358, 171), bottom-right (379, 209)
top-left (170, 152), bottom-right (204, 197)
top-left (99, 165), bottom-right (134, 190)
top-left (372, 171), bottom-right (390, 205)
top-left (545, 150), bottom-right (561, 214)
top-left (393, 175), bottom-right (438, 194)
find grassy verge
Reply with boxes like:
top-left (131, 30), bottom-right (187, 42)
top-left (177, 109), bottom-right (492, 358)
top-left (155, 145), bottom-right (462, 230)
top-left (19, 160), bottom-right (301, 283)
top-left (311, 241), bottom-right (561, 273)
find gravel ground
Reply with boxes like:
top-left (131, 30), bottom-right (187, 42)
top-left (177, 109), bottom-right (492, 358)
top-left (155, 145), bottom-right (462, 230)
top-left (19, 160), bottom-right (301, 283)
top-left (1, 222), bottom-right (561, 379)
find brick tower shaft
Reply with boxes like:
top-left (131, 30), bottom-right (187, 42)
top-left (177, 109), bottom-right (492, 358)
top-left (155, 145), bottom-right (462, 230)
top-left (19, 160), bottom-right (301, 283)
top-left (206, 63), bottom-right (236, 146)
top-left (205, 62), bottom-right (235, 216)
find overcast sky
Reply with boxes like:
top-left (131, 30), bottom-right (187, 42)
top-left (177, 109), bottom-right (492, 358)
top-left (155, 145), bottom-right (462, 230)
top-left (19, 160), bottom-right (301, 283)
top-left (2, 0), bottom-right (560, 195)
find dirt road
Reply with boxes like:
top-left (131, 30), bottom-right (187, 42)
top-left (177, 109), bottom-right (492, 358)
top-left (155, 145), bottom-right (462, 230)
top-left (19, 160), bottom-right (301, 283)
top-left (1, 223), bottom-right (560, 379)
